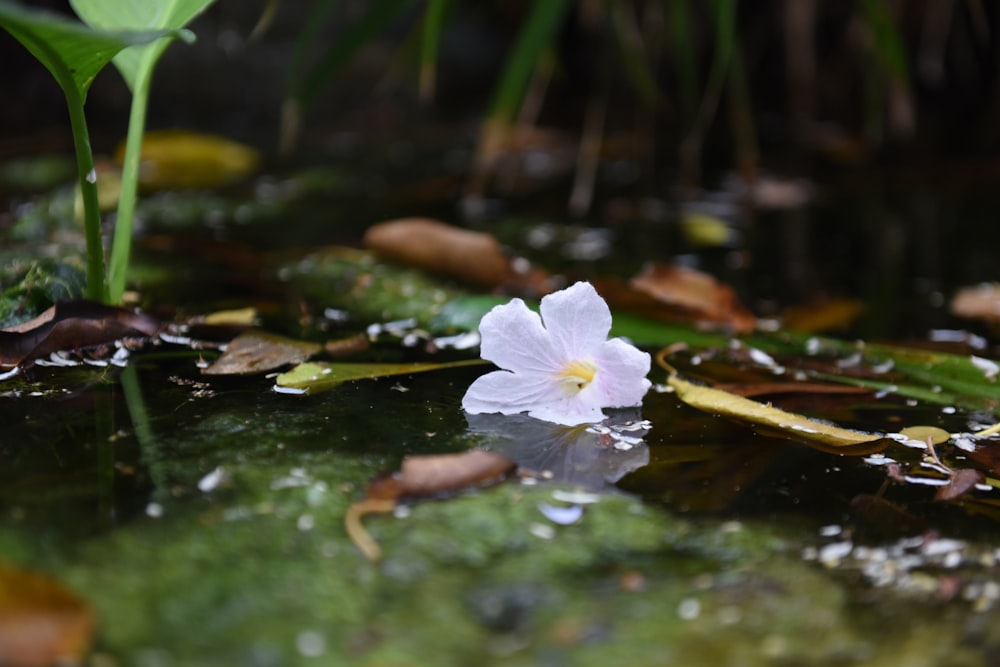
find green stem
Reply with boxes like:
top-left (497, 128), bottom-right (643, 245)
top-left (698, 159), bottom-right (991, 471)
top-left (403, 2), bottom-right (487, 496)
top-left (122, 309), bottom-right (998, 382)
top-left (108, 62), bottom-right (153, 304)
top-left (65, 85), bottom-right (107, 302)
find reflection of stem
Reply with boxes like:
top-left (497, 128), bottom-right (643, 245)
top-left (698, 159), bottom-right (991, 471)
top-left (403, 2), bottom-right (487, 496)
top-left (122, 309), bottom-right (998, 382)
top-left (120, 364), bottom-right (168, 503)
top-left (94, 387), bottom-right (115, 526)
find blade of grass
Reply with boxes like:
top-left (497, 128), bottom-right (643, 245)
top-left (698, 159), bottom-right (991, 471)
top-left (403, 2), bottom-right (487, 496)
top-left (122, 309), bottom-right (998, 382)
top-left (295, 0), bottom-right (416, 113)
top-left (469, 0), bottom-right (570, 194)
top-left (418, 0), bottom-right (450, 103)
top-left (666, 0), bottom-right (699, 122)
top-left (679, 0), bottom-right (735, 186)
top-left (606, 1), bottom-right (661, 107)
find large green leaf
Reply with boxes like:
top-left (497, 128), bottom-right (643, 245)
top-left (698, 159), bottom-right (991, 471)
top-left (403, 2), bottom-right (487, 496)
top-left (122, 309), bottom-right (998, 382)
top-left (69, 0), bottom-right (208, 91)
top-left (0, 1), bottom-right (179, 96)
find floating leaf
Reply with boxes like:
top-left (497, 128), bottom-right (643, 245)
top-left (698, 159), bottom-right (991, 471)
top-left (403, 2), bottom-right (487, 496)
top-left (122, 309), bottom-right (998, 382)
top-left (346, 450), bottom-right (516, 562)
top-left (780, 297), bottom-right (866, 333)
top-left (0, 563), bottom-right (95, 667)
top-left (951, 283), bottom-right (1000, 325)
top-left (679, 210), bottom-right (737, 247)
top-left (115, 130), bottom-right (260, 190)
top-left (662, 364), bottom-right (887, 453)
top-left (935, 468), bottom-right (986, 502)
top-left (629, 263), bottom-right (756, 333)
top-left (364, 218), bottom-right (553, 292)
top-left (201, 330), bottom-right (321, 376)
top-left (275, 359), bottom-right (485, 394)
top-left (899, 425), bottom-right (950, 446)
top-left (0, 300), bottom-right (160, 368)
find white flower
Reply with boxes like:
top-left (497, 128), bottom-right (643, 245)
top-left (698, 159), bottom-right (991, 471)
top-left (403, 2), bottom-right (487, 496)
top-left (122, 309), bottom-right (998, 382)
top-left (462, 281), bottom-right (651, 426)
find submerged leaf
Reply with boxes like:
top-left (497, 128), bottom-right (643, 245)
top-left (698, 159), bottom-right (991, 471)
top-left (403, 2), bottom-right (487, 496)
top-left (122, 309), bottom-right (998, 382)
top-left (370, 450), bottom-right (517, 501)
top-left (0, 563), bottom-right (95, 667)
top-left (201, 330), bottom-right (320, 376)
top-left (275, 359), bottom-right (484, 394)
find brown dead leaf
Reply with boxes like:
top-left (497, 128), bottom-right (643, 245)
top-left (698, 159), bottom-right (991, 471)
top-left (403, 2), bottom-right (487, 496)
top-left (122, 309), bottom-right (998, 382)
top-left (363, 218), bottom-right (553, 293)
top-left (0, 563), bottom-right (95, 667)
top-left (346, 450), bottom-right (515, 562)
top-left (965, 439), bottom-right (1000, 475)
top-left (627, 264), bottom-right (756, 333)
top-left (0, 300), bottom-right (161, 368)
top-left (201, 330), bottom-right (321, 376)
top-left (951, 283), bottom-right (1000, 324)
top-left (780, 297), bottom-right (866, 333)
top-left (935, 468), bottom-right (986, 502)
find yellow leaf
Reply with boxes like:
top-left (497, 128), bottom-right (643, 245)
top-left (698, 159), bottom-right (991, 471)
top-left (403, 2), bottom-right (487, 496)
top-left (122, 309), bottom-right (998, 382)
top-left (117, 129), bottom-right (259, 190)
top-left (666, 372), bottom-right (888, 453)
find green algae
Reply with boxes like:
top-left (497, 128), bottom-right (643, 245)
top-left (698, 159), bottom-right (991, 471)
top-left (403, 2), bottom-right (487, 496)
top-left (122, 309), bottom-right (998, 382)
top-left (3, 444), bottom-right (998, 666)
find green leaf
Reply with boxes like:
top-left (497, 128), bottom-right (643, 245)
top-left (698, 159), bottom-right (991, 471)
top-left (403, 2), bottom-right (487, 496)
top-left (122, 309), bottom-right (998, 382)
top-left (292, 0), bottom-right (416, 112)
top-left (69, 0), bottom-right (206, 90)
top-left (0, 1), bottom-right (178, 96)
top-left (485, 0), bottom-right (570, 124)
top-left (0, 0), bottom-right (194, 303)
top-left (418, 0), bottom-right (450, 101)
top-left (275, 360), bottom-right (486, 395)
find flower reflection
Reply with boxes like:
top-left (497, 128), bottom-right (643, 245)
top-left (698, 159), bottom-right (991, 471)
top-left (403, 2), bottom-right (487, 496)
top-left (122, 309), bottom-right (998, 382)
top-left (465, 410), bottom-right (651, 490)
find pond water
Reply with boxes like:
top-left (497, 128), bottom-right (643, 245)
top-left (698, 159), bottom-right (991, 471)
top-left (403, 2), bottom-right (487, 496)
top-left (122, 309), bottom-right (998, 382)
top-left (3, 147), bottom-right (1000, 666)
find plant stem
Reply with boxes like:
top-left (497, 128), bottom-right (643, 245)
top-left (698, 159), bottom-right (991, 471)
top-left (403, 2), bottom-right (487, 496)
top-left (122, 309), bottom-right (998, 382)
top-left (108, 62), bottom-right (152, 305)
top-left (65, 85), bottom-right (107, 302)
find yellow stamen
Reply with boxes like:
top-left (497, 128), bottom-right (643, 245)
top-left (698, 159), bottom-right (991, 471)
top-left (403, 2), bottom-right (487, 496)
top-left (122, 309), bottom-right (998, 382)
top-left (558, 359), bottom-right (597, 393)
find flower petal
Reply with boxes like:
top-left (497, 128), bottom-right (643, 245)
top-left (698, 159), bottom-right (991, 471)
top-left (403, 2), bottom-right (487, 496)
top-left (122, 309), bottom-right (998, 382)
top-left (462, 369), bottom-right (558, 416)
top-left (589, 338), bottom-right (652, 408)
top-left (538, 282), bottom-right (612, 360)
top-left (477, 298), bottom-right (562, 375)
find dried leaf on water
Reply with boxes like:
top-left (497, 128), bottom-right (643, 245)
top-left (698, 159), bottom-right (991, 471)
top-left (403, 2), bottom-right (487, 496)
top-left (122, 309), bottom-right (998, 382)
top-left (626, 263), bottom-right (756, 333)
top-left (662, 365), bottom-right (887, 453)
top-left (935, 468), bottom-right (986, 502)
top-left (0, 563), bottom-right (95, 667)
top-left (363, 218), bottom-right (553, 293)
top-left (202, 330), bottom-right (321, 376)
top-left (274, 359), bottom-right (484, 394)
top-left (779, 297), bottom-right (866, 333)
top-left (950, 283), bottom-right (1000, 324)
top-left (346, 450), bottom-right (516, 562)
top-left (0, 300), bottom-right (160, 368)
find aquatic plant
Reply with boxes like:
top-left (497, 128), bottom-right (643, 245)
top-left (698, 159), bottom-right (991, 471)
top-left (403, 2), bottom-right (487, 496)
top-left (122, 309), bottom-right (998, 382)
top-left (0, 0), bottom-right (214, 304)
